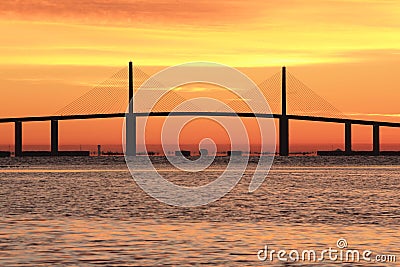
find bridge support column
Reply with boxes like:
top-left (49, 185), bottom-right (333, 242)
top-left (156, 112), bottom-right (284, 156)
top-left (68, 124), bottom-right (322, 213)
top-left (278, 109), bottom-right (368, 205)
top-left (125, 61), bottom-right (136, 156)
top-left (126, 114), bottom-right (136, 156)
top-left (15, 121), bottom-right (22, 157)
top-left (279, 117), bottom-right (289, 156)
top-left (345, 121), bottom-right (352, 155)
top-left (51, 120), bottom-right (59, 156)
top-left (373, 124), bottom-right (380, 156)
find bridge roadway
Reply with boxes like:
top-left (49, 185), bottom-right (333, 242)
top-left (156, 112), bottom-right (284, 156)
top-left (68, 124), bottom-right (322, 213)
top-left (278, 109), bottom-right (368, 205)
top-left (0, 112), bottom-right (399, 128)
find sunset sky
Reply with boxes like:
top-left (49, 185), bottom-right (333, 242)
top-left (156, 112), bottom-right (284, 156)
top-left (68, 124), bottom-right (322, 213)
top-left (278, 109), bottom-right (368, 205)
top-left (0, 0), bottom-right (399, 151)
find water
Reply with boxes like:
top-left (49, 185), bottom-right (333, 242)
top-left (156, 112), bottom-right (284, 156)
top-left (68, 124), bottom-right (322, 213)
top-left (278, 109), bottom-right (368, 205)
top-left (0, 156), bottom-right (399, 266)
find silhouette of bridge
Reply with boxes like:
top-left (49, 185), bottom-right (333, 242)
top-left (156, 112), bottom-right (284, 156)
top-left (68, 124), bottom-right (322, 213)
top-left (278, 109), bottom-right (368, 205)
top-left (0, 62), bottom-right (399, 156)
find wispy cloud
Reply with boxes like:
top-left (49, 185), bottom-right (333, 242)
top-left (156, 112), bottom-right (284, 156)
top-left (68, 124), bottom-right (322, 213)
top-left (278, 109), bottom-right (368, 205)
top-left (0, 0), bottom-right (399, 67)
top-left (174, 86), bottom-right (210, 92)
top-left (346, 113), bottom-right (400, 118)
top-left (1, 0), bottom-right (399, 29)
top-left (0, 0), bottom-right (265, 27)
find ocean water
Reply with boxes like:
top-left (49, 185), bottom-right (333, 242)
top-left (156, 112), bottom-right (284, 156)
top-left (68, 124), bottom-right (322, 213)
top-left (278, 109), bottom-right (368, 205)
top-left (0, 156), bottom-right (399, 266)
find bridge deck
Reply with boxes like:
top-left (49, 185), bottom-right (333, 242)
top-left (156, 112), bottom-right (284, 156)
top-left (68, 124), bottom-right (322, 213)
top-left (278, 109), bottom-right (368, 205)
top-left (0, 112), bottom-right (399, 127)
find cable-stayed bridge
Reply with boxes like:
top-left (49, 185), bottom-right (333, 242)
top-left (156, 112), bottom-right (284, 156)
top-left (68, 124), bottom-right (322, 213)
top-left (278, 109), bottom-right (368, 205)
top-left (0, 62), bottom-right (399, 157)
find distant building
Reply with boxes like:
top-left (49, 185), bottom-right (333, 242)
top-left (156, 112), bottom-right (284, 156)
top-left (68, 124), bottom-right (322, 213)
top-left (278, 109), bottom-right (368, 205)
top-left (227, 150), bottom-right (242, 156)
top-left (199, 149), bottom-right (208, 156)
top-left (0, 151), bottom-right (11, 157)
top-left (175, 150), bottom-right (191, 157)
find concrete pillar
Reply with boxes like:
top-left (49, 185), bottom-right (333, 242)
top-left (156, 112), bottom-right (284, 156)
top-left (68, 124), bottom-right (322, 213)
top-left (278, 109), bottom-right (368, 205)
top-left (279, 118), bottom-right (289, 156)
top-left (373, 124), bottom-right (380, 156)
top-left (126, 114), bottom-right (136, 156)
top-left (51, 120), bottom-right (58, 156)
top-left (15, 121), bottom-right (22, 157)
top-left (126, 61), bottom-right (136, 156)
top-left (345, 121), bottom-right (352, 155)
top-left (279, 66), bottom-right (289, 156)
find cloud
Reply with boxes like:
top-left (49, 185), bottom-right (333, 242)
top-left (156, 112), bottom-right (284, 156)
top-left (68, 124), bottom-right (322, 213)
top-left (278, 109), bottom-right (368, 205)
top-left (2, 0), bottom-right (398, 29)
top-left (174, 86), bottom-right (210, 92)
top-left (0, 1), bottom-right (398, 67)
top-left (0, 0), bottom-right (266, 27)
top-left (347, 113), bottom-right (400, 118)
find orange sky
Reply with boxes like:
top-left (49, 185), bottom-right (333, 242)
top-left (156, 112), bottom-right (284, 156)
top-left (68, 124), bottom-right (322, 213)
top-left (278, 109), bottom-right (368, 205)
top-left (0, 0), bottom-right (399, 151)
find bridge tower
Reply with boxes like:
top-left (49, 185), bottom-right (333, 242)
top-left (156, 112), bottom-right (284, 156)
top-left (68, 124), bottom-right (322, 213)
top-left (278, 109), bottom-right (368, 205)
top-left (126, 61), bottom-right (136, 156)
top-left (279, 66), bottom-right (289, 156)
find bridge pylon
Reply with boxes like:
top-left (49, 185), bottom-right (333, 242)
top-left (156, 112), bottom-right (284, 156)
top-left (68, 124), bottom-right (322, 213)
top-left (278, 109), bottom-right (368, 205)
top-left (126, 61), bottom-right (137, 156)
top-left (279, 66), bottom-right (289, 156)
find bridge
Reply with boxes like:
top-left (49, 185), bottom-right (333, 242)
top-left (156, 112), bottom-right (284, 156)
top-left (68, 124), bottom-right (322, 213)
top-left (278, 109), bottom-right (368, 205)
top-left (0, 62), bottom-right (399, 156)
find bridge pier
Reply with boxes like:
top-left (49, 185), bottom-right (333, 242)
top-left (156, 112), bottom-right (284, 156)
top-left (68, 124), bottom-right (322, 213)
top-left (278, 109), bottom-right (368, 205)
top-left (345, 121), bottom-right (352, 155)
top-left (125, 61), bottom-right (136, 156)
top-left (279, 117), bottom-right (289, 156)
top-left (51, 120), bottom-right (59, 156)
top-left (373, 124), bottom-right (380, 155)
top-left (15, 121), bottom-right (22, 157)
top-left (126, 114), bottom-right (137, 156)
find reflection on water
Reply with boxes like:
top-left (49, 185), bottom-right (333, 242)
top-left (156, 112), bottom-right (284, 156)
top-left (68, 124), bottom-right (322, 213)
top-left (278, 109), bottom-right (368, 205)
top-left (0, 156), bottom-right (399, 266)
